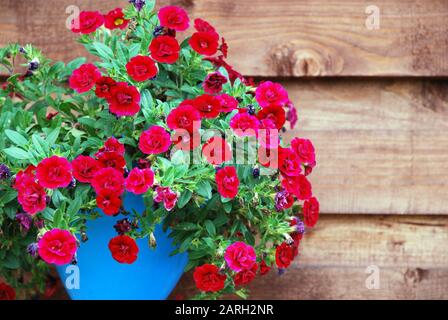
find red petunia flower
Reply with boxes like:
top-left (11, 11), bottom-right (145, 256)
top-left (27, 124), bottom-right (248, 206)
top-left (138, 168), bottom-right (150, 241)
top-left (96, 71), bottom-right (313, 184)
top-left (202, 137), bottom-right (233, 165)
top-left (194, 18), bottom-right (217, 36)
top-left (91, 167), bottom-right (125, 195)
top-left (97, 151), bottom-right (127, 172)
top-left (191, 94), bottom-right (222, 119)
top-left (139, 126), bottom-right (172, 155)
top-left (97, 137), bottom-right (126, 156)
top-left (203, 72), bottom-right (228, 94)
top-left (278, 148), bottom-right (302, 177)
top-left (72, 155), bottom-right (101, 183)
top-left (216, 166), bottom-right (240, 199)
top-left (259, 260), bottom-right (271, 276)
top-left (38, 229), bottom-right (77, 266)
top-left (107, 82), bottom-right (141, 117)
top-left (193, 264), bottom-right (226, 293)
top-left (189, 32), bottom-right (219, 56)
top-left (13, 165), bottom-right (37, 190)
top-left (230, 112), bottom-right (259, 137)
top-left (158, 6), bottom-right (190, 31)
top-left (96, 190), bottom-right (122, 216)
top-left (125, 168), bottom-right (155, 195)
top-left (281, 174), bottom-right (313, 201)
top-left (149, 36), bottom-right (180, 64)
top-left (224, 241), bottom-right (256, 272)
top-left (126, 55), bottom-right (158, 82)
top-left (291, 138), bottom-right (316, 168)
top-left (167, 104), bottom-right (202, 134)
top-left (258, 118), bottom-right (279, 149)
top-left (255, 81), bottom-right (289, 108)
top-left (71, 11), bottom-right (104, 34)
top-left (104, 8), bottom-right (129, 30)
top-left (275, 242), bottom-right (295, 269)
top-left (256, 105), bottom-right (286, 130)
top-left (234, 263), bottom-right (258, 287)
top-left (36, 156), bottom-right (73, 189)
top-left (216, 93), bottom-right (238, 112)
top-left (69, 63), bottom-right (101, 94)
top-left (108, 235), bottom-right (139, 264)
top-left (17, 179), bottom-right (47, 215)
top-left (303, 197), bottom-right (320, 228)
top-left (0, 282), bottom-right (16, 300)
top-left (95, 76), bottom-right (117, 99)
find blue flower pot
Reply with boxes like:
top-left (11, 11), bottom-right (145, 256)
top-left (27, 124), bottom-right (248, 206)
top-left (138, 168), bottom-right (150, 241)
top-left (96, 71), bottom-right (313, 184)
top-left (56, 193), bottom-right (188, 300)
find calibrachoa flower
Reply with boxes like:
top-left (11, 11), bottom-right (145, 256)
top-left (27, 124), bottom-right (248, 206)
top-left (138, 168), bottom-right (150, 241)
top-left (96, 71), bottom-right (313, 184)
top-left (139, 126), bottom-right (172, 155)
top-left (303, 197), bottom-right (320, 228)
top-left (91, 167), bottom-right (125, 195)
top-left (108, 235), bottom-right (139, 264)
top-left (0, 283), bottom-right (16, 300)
top-left (108, 82), bottom-right (141, 116)
top-left (0, 163), bottom-right (11, 180)
top-left (192, 94), bottom-right (222, 119)
top-left (189, 31), bottom-right (219, 56)
top-left (154, 186), bottom-right (178, 211)
top-left (114, 218), bottom-right (133, 235)
top-left (194, 18), bottom-right (217, 36)
top-left (95, 76), bottom-right (117, 99)
top-left (69, 63), bottom-right (101, 94)
top-left (125, 168), bottom-right (155, 194)
top-left (282, 174), bottom-right (313, 201)
top-left (129, 0), bottom-right (145, 11)
top-left (255, 81), bottom-right (289, 108)
top-left (158, 6), bottom-right (190, 31)
top-left (193, 264), bottom-right (226, 292)
top-left (275, 190), bottom-right (295, 211)
top-left (16, 213), bottom-right (32, 231)
top-left (72, 156), bottom-right (101, 183)
top-left (96, 190), bottom-right (122, 216)
top-left (275, 242), bottom-right (295, 269)
top-left (149, 36), bottom-right (180, 64)
top-left (234, 263), bottom-right (258, 287)
top-left (97, 151), bottom-right (126, 172)
top-left (291, 138), bottom-right (316, 167)
top-left (224, 242), bottom-right (256, 272)
top-left (126, 55), bottom-right (158, 82)
top-left (202, 137), bottom-right (233, 165)
top-left (216, 166), bottom-right (240, 199)
top-left (217, 93), bottom-right (238, 112)
top-left (167, 104), bottom-right (201, 133)
top-left (16, 179), bottom-right (46, 215)
top-left (98, 137), bottom-right (126, 155)
top-left (259, 261), bottom-right (271, 276)
top-left (36, 156), bottom-right (73, 189)
top-left (230, 112), bottom-right (259, 137)
top-left (257, 105), bottom-right (286, 130)
top-left (104, 8), bottom-right (129, 30)
top-left (38, 229), bottom-right (78, 265)
top-left (278, 148), bottom-right (302, 177)
top-left (70, 11), bottom-right (104, 34)
top-left (203, 72), bottom-right (228, 94)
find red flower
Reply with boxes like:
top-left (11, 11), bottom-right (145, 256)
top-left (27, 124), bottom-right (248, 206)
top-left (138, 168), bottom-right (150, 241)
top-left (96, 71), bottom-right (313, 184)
top-left (91, 167), bottom-right (125, 195)
top-left (192, 94), bottom-right (221, 119)
top-left (95, 76), bottom-right (117, 99)
top-left (202, 137), bottom-right (233, 165)
top-left (96, 190), bottom-right (122, 216)
top-left (193, 264), bottom-right (226, 292)
top-left (72, 155), bottom-right (100, 183)
top-left (167, 104), bottom-right (201, 134)
top-left (194, 18), bottom-right (217, 36)
top-left (126, 55), bottom-right (158, 82)
top-left (71, 11), bottom-right (104, 34)
top-left (108, 82), bottom-right (141, 117)
top-left (291, 138), bottom-right (316, 167)
top-left (257, 105), bottom-right (286, 130)
top-left (158, 6), bottom-right (190, 31)
top-left (258, 118), bottom-right (279, 149)
top-left (36, 156), bottom-right (73, 189)
top-left (172, 132), bottom-right (201, 152)
top-left (303, 197), bottom-right (320, 227)
top-left (69, 63), bottom-right (101, 94)
top-left (17, 180), bottom-right (46, 215)
top-left (259, 261), bottom-right (271, 276)
top-left (216, 166), bottom-right (240, 199)
top-left (139, 126), bottom-right (172, 155)
top-left (104, 8), bottom-right (129, 30)
top-left (281, 174), bottom-right (313, 201)
top-left (13, 165), bottom-right (36, 190)
top-left (154, 186), bottom-right (178, 211)
top-left (230, 112), bottom-right (259, 137)
top-left (278, 148), bottom-right (302, 177)
top-left (108, 235), bottom-right (139, 264)
top-left (255, 81), bottom-right (289, 108)
top-left (97, 151), bottom-right (126, 172)
top-left (234, 264), bottom-right (258, 287)
top-left (38, 229), bottom-right (77, 265)
top-left (275, 242), bottom-right (294, 269)
top-left (125, 168), bottom-right (155, 195)
top-left (149, 36), bottom-right (180, 64)
top-left (0, 282), bottom-right (16, 300)
top-left (224, 242), bottom-right (256, 272)
top-left (203, 72), bottom-right (228, 94)
top-left (217, 93), bottom-right (238, 112)
top-left (189, 32), bottom-right (219, 56)
top-left (97, 137), bottom-right (126, 156)
top-left (275, 190), bottom-right (295, 211)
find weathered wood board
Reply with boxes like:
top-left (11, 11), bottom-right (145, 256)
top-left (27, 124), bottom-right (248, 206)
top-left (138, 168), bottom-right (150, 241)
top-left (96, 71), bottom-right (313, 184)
top-left (1, 0), bottom-right (447, 77)
top-left (171, 215), bottom-right (448, 299)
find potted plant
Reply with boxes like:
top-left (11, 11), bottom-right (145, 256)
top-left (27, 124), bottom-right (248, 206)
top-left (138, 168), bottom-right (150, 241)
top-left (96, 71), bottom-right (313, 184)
top-left (0, 0), bottom-right (319, 300)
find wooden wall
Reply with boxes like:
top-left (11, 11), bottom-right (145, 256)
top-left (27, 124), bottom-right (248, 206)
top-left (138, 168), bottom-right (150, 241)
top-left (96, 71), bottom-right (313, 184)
top-left (1, 0), bottom-right (448, 299)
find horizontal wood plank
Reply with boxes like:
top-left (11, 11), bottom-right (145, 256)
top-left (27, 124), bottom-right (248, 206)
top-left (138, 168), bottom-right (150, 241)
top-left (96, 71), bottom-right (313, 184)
top-left (283, 78), bottom-right (448, 214)
top-left (171, 215), bottom-right (448, 299)
top-left (1, 0), bottom-right (447, 77)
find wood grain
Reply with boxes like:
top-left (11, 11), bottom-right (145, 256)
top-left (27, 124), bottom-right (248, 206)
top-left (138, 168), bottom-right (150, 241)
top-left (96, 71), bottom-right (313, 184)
top-left (1, 0), bottom-right (447, 77)
top-left (171, 215), bottom-right (448, 299)
top-left (283, 78), bottom-right (448, 214)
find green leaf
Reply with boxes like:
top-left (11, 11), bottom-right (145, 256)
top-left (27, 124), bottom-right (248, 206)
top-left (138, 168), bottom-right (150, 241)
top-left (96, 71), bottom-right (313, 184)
top-left (204, 220), bottom-right (216, 237)
top-left (31, 134), bottom-right (49, 156)
top-left (67, 197), bottom-right (82, 217)
top-left (3, 147), bottom-right (30, 160)
top-left (196, 180), bottom-right (212, 200)
top-left (42, 208), bottom-right (56, 222)
top-left (5, 129), bottom-right (28, 147)
top-left (92, 42), bottom-right (115, 60)
top-left (46, 127), bottom-right (60, 146)
top-left (173, 222), bottom-right (199, 231)
top-left (0, 190), bottom-right (17, 205)
top-left (178, 190), bottom-right (193, 209)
